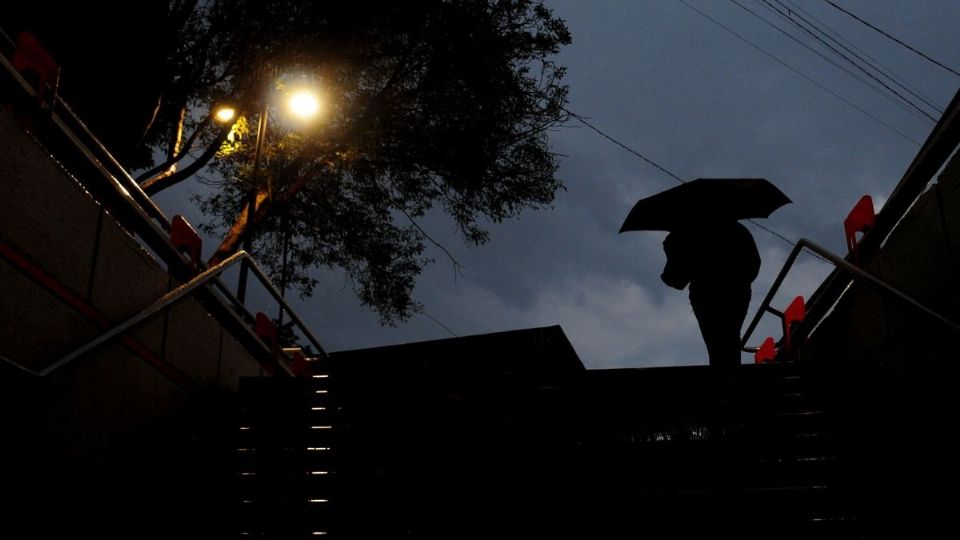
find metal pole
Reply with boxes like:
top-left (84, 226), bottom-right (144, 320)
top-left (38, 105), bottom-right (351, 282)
top-left (740, 238), bottom-right (960, 351)
top-left (40, 251), bottom-right (249, 376)
top-left (740, 242), bottom-right (804, 350)
top-left (799, 239), bottom-right (960, 335)
top-left (277, 209), bottom-right (289, 330)
top-left (237, 99), bottom-right (269, 305)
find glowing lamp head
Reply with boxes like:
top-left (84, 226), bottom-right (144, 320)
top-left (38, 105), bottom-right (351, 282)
top-left (214, 106), bottom-right (237, 124)
top-left (288, 90), bottom-right (320, 119)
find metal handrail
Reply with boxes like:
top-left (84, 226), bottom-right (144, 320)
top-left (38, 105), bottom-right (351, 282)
top-left (54, 97), bottom-right (171, 228)
top-left (4, 250), bottom-right (327, 377)
top-left (0, 52), bottom-right (182, 265)
top-left (0, 29), bottom-right (168, 228)
top-left (1, 43), bottom-right (327, 375)
top-left (739, 88), bottom-right (960, 357)
top-left (740, 238), bottom-right (960, 353)
top-left (795, 87), bottom-right (960, 350)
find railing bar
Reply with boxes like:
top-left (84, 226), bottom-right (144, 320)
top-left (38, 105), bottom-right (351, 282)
top-left (798, 89), bottom-right (960, 336)
top-left (1, 352), bottom-right (42, 376)
top-left (2, 51), bottom-right (325, 369)
top-left (31, 251), bottom-right (323, 377)
top-left (0, 33), bottom-right (162, 222)
top-left (50, 114), bottom-right (170, 232)
top-left (742, 238), bottom-right (960, 351)
top-left (0, 53), bottom-right (178, 261)
top-left (242, 257), bottom-right (329, 358)
top-left (54, 98), bottom-right (170, 228)
top-left (211, 277), bottom-right (252, 316)
top-left (40, 251), bottom-right (249, 375)
top-left (741, 242), bottom-right (804, 350)
top-left (799, 239), bottom-right (960, 335)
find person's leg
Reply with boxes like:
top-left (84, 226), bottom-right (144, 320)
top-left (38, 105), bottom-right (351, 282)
top-left (691, 285), bottom-right (752, 438)
top-left (690, 285), bottom-right (750, 368)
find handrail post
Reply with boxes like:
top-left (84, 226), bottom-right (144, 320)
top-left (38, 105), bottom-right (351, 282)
top-left (12, 250), bottom-right (328, 378)
top-left (741, 238), bottom-right (960, 354)
top-left (1, 50), bottom-right (327, 377)
top-left (39, 251), bottom-right (250, 375)
top-left (740, 242), bottom-right (804, 350)
top-left (799, 239), bottom-right (960, 335)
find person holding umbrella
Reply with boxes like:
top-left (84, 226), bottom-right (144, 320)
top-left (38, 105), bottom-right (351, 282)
top-left (620, 178), bottom-right (791, 368)
top-left (660, 220), bottom-right (760, 367)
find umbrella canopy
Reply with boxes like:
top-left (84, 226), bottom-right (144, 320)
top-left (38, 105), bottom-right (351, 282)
top-left (618, 177), bottom-right (791, 233)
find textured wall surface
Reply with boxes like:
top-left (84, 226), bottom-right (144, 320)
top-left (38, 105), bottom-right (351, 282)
top-left (799, 149), bottom-right (960, 537)
top-left (0, 100), bottom-right (264, 516)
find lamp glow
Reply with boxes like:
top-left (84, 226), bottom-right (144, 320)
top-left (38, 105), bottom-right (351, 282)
top-left (215, 106), bottom-right (237, 123)
top-left (288, 90), bottom-right (320, 119)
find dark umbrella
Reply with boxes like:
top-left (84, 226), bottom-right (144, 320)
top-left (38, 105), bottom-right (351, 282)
top-left (618, 177), bottom-right (791, 233)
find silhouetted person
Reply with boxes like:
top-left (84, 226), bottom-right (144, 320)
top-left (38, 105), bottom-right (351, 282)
top-left (660, 220), bottom-right (760, 368)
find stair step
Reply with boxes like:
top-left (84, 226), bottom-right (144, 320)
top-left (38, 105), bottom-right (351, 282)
top-left (235, 361), bottom-right (859, 538)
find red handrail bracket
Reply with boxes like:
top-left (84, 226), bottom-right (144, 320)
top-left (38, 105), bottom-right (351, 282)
top-left (844, 195), bottom-right (876, 262)
top-left (12, 31), bottom-right (59, 107)
top-left (755, 336), bottom-right (777, 364)
top-left (782, 295), bottom-right (806, 355)
top-left (170, 215), bottom-right (203, 268)
top-left (255, 312), bottom-right (278, 348)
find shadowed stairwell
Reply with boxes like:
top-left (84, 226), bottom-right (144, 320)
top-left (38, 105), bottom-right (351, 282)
top-left (235, 329), bottom-right (857, 539)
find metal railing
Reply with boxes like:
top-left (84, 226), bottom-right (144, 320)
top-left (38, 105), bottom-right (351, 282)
top-left (741, 83), bottom-right (960, 358)
top-left (740, 238), bottom-right (960, 354)
top-left (5, 250), bottom-right (326, 377)
top-left (1, 34), bottom-right (167, 224)
top-left (0, 30), bottom-right (327, 376)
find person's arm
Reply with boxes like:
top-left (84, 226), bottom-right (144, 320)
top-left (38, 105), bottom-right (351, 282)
top-left (661, 232), bottom-right (691, 290)
top-left (732, 223), bottom-right (761, 283)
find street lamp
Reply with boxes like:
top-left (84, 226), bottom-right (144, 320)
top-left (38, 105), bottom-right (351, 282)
top-left (214, 106), bottom-right (237, 124)
top-left (288, 89), bottom-right (321, 119)
top-left (216, 77), bottom-right (322, 305)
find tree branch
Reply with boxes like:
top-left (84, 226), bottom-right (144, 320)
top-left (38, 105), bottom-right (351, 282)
top-left (140, 122), bottom-right (232, 195)
top-left (136, 110), bottom-right (215, 182)
top-left (207, 185), bottom-right (271, 266)
top-left (400, 208), bottom-right (464, 279)
top-left (206, 170), bottom-right (315, 266)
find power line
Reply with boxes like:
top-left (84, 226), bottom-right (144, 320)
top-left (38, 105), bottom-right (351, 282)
top-left (730, 0), bottom-right (937, 123)
top-left (677, 0), bottom-right (923, 146)
top-left (562, 106), bottom-right (685, 184)
top-left (422, 310), bottom-right (457, 337)
top-left (753, 0), bottom-right (938, 122)
top-left (564, 106), bottom-right (831, 262)
top-left (759, 0), bottom-right (942, 117)
top-left (822, 0), bottom-right (960, 78)
top-left (771, 0), bottom-right (943, 114)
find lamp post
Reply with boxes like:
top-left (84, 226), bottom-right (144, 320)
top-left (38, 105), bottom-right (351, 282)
top-left (234, 94), bottom-right (269, 305)
top-left (216, 78), bottom-right (321, 305)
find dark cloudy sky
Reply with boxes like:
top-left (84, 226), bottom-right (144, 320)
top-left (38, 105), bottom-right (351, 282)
top-left (157, 0), bottom-right (960, 369)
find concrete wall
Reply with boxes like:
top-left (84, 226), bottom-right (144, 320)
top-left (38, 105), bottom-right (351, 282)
top-left (800, 149), bottom-right (960, 536)
top-left (802, 150), bottom-right (960, 390)
top-left (0, 99), bottom-right (264, 522)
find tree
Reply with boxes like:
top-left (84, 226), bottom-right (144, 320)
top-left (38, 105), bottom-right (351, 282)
top-left (23, 1), bottom-right (573, 324)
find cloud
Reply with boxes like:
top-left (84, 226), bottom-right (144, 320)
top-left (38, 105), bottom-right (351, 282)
top-left (517, 275), bottom-right (706, 368)
top-left (429, 272), bottom-right (707, 369)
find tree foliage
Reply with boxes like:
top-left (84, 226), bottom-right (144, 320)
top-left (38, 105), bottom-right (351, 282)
top-left (15, 1), bottom-right (573, 324)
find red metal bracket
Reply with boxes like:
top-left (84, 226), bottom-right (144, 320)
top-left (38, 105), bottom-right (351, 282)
top-left (170, 215), bottom-right (203, 268)
top-left (844, 195), bottom-right (875, 262)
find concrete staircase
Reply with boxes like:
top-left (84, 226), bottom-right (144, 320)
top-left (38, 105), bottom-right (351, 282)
top-left (566, 363), bottom-right (857, 538)
top-left (233, 365), bottom-right (336, 538)
top-left (234, 360), bottom-right (862, 538)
